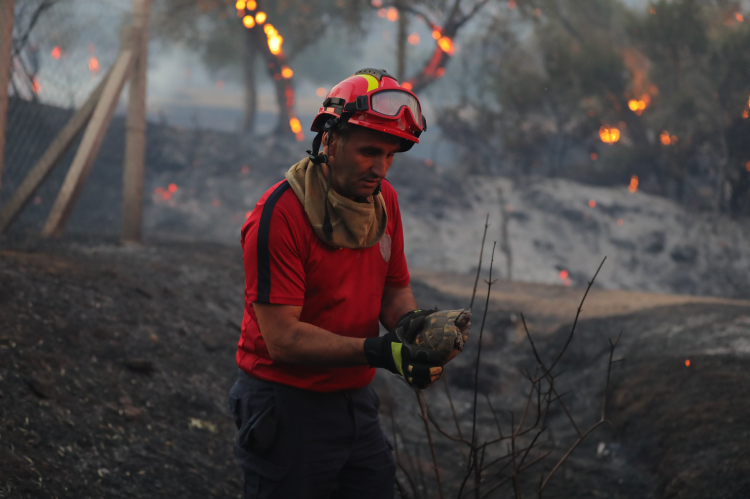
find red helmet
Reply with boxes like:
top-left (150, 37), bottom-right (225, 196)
top-left (311, 68), bottom-right (426, 150)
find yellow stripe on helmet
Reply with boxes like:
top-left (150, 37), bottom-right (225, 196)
top-left (349, 74), bottom-right (379, 93)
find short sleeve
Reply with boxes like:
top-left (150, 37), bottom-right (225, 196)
top-left (242, 184), bottom-right (306, 306)
top-left (384, 186), bottom-right (410, 288)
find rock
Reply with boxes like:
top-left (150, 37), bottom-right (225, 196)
top-left (124, 359), bottom-right (156, 374)
top-left (670, 245), bottom-right (698, 264)
top-left (642, 231), bottom-right (666, 254)
top-left (28, 374), bottom-right (56, 399)
top-left (200, 333), bottom-right (219, 352)
top-left (122, 406), bottom-right (144, 422)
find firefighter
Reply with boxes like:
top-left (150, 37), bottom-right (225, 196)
top-left (228, 68), bottom-right (453, 498)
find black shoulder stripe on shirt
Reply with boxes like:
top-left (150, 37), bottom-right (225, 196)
top-left (257, 180), bottom-right (292, 303)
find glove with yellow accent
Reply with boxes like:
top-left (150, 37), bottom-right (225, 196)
top-left (364, 309), bottom-right (443, 389)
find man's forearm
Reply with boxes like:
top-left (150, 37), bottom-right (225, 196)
top-left (380, 284), bottom-right (418, 331)
top-left (267, 320), bottom-right (368, 367)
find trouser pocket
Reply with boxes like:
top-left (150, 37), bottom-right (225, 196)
top-left (237, 399), bottom-right (277, 456)
top-left (228, 372), bottom-right (290, 497)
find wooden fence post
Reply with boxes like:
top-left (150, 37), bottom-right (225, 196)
top-left (0, 0), bottom-right (16, 199)
top-left (40, 28), bottom-right (135, 238)
top-left (120, 0), bottom-right (151, 244)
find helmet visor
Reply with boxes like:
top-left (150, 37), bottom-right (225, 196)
top-left (370, 90), bottom-right (422, 127)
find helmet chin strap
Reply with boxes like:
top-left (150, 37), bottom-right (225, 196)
top-left (305, 119), bottom-right (339, 241)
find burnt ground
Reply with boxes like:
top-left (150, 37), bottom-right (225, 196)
top-left (1, 238), bottom-right (749, 498)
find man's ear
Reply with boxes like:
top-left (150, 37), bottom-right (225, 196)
top-left (325, 132), bottom-right (340, 163)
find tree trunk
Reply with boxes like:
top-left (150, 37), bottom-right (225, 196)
top-left (396, 2), bottom-right (408, 81)
top-left (272, 75), bottom-right (292, 137)
top-left (242, 27), bottom-right (257, 134)
top-left (0, 0), bottom-right (15, 197)
top-left (715, 133), bottom-right (729, 214)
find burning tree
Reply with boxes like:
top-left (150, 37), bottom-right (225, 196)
top-left (155, 0), bottom-right (369, 136)
top-left (375, 0), bottom-right (491, 93)
top-left (437, 0), bottom-right (750, 214)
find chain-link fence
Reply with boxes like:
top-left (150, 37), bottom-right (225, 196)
top-left (1, 0), bottom-right (133, 236)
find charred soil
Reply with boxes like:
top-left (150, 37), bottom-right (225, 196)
top-left (1, 238), bottom-right (749, 498)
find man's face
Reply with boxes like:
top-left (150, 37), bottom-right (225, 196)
top-left (324, 126), bottom-right (403, 199)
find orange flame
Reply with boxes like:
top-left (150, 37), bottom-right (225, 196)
top-left (559, 270), bottom-right (569, 280)
top-left (408, 33), bottom-right (420, 45)
top-left (289, 117), bottom-right (302, 134)
top-left (236, 0), bottom-right (245, 9)
top-left (281, 66), bottom-right (293, 79)
top-left (255, 11), bottom-right (266, 24)
top-left (588, 199), bottom-right (596, 208)
top-left (685, 359), bottom-right (690, 367)
top-left (599, 126), bottom-right (620, 144)
top-left (402, 82), bottom-right (413, 90)
top-left (246, 0), bottom-right (256, 9)
top-left (88, 56), bottom-right (100, 73)
top-left (437, 36), bottom-right (455, 55)
top-left (32, 78), bottom-right (41, 93)
top-left (168, 183), bottom-right (178, 193)
top-left (432, 29), bottom-right (441, 40)
top-left (736, 13), bottom-right (744, 22)
top-left (660, 131), bottom-right (678, 145)
top-left (51, 46), bottom-right (61, 60)
top-left (243, 15), bottom-right (255, 28)
top-left (264, 24), bottom-right (283, 54)
top-left (386, 7), bottom-right (398, 22)
top-left (628, 175), bottom-right (638, 193)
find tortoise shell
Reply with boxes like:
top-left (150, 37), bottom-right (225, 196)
top-left (412, 309), bottom-right (471, 360)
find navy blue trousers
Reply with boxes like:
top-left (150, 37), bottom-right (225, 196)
top-left (228, 370), bottom-right (396, 499)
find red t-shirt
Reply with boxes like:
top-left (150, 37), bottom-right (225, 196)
top-left (236, 178), bottom-right (410, 392)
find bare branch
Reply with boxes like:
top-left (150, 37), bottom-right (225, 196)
top-left (416, 390), bottom-right (444, 499)
top-left (548, 257), bottom-right (606, 373)
top-left (538, 331), bottom-right (622, 493)
top-left (442, 376), bottom-right (465, 440)
top-left (484, 393), bottom-right (503, 441)
top-left (470, 213), bottom-right (490, 310)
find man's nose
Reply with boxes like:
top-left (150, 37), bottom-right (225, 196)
top-left (370, 157), bottom-right (388, 178)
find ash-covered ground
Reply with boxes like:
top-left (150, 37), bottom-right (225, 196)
top-left (3, 111), bottom-right (750, 298)
top-left (1, 238), bottom-right (749, 498)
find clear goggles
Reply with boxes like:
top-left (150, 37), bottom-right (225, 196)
top-left (370, 90), bottom-right (422, 128)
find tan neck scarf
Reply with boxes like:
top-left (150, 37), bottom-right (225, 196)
top-left (285, 157), bottom-right (388, 249)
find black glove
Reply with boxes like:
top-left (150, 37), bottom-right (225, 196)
top-left (394, 308), bottom-right (437, 343)
top-left (363, 309), bottom-right (442, 389)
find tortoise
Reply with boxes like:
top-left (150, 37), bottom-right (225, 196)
top-left (408, 309), bottom-right (471, 365)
